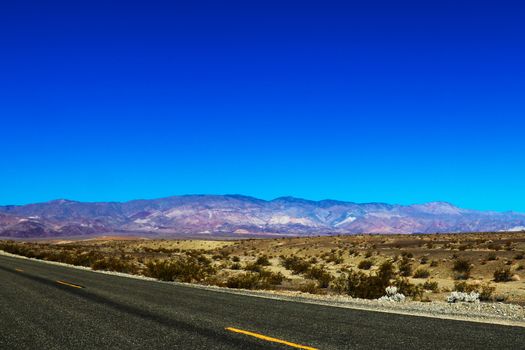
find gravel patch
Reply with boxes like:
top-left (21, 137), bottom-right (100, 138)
top-left (2, 250), bottom-right (524, 327)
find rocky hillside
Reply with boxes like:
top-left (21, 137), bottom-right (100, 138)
top-left (1, 195), bottom-right (524, 237)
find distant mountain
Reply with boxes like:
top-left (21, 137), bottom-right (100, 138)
top-left (1, 195), bottom-right (525, 238)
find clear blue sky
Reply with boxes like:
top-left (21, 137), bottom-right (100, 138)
top-left (1, 1), bottom-right (524, 211)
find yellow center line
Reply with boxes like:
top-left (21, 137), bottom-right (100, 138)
top-left (15, 268), bottom-right (24, 272)
top-left (56, 280), bottom-right (84, 289)
top-left (225, 327), bottom-right (318, 350)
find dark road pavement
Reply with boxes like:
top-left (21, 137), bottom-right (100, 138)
top-left (0, 254), bottom-right (524, 349)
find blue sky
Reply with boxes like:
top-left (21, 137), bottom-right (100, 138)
top-left (1, 1), bottom-right (524, 211)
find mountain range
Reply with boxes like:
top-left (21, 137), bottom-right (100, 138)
top-left (1, 195), bottom-right (524, 238)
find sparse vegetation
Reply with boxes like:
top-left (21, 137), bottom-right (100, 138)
top-left (2, 230), bottom-right (524, 303)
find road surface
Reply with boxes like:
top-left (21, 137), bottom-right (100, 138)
top-left (0, 254), bottom-right (523, 349)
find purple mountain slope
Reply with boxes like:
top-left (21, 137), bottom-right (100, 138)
top-left (1, 195), bottom-right (524, 238)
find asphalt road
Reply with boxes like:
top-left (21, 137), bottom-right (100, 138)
top-left (1, 255), bottom-right (524, 350)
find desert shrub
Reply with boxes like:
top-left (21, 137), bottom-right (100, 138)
top-left (453, 281), bottom-right (494, 301)
top-left (346, 261), bottom-right (395, 299)
top-left (281, 256), bottom-right (311, 274)
top-left (305, 265), bottom-right (333, 288)
top-left (357, 259), bottom-right (373, 270)
top-left (331, 274), bottom-right (348, 294)
top-left (255, 255), bottom-right (271, 266)
top-left (398, 258), bottom-right (413, 277)
top-left (430, 260), bottom-right (439, 267)
top-left (230, 263), bottom-right (241, 270)
top-left (231, 256), bottom-right (240, 262)
top-left (244, 262), bottom-right (264, 273)
top-left (299, 281), bottom-right (321, 294)
top-left (487, 243), bottom-right (502, 251)
top-left (454, 281), bottom-right (478, 293)
top-left (514, 252), bottom-right (524, 260)
top-left (422, 280), bottom-right (439, 292)
top-left (226, 273), bottom-right (260, 289)
top-left (493, 268), bottom-right (512, 282)
top-left (479, 283), bottom-right (496, 301)
top-left (91, 257), bottom-right (137, 274)
top-left (401, 252), bottom-right (413, 259)
top-left (452, 258), bottom-right (472, 280)
top-left (487, 253), bottom-right (497, 261)
top-left (145, 256), bottom-right (216, 283)
top-left (378, 286), bottom-right (405, 302)
top-left (323, 253), bottom-right (344, 264)
top-left (419, 256), bottom-right (428, 265)
top-left (413, 268), bottom-right (430, 279)
top-left (258, 270), bottom-right (285, 287)
top-left (364, 251), bottom-right (373, 258)
top-left (348, 249), bottom-right (358, 256)
top-left (393, 278), bottom-right (423, 299)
